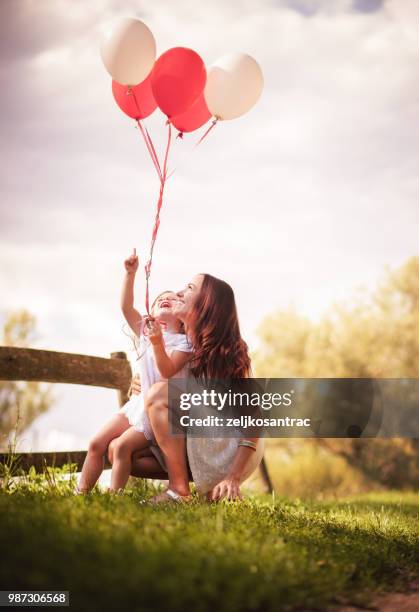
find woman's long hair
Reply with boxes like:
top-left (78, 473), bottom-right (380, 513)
top-left (187, 274), bottom-right (251, 381)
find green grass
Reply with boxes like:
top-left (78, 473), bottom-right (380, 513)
top-left (0, 472), bottom-right (417, 612)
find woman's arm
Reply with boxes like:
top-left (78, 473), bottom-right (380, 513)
top-left (209, 438), bottom-right (259, 501)
top-left (121, 249), bottom-right (142, 336)
top-left (210, 372), bottom-right (262, 500)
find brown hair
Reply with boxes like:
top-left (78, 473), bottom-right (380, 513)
top-left (187, 274), bottom-right (251, 381)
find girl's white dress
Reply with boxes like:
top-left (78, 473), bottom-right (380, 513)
top-left (118, 321), bottom-right (193, 436)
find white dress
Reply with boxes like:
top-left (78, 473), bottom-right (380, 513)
top-left (118, 321), bottom-right (193, 435)
top-left (149, 428), bottom-right (265, 495)
top-left (186, 436), bottom-right (265, 495)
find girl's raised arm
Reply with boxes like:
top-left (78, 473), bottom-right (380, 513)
top-left (121, 248), bottom-right (142, 336)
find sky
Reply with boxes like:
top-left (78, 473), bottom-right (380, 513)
top-left (1, 0), bottom-right (419, 450)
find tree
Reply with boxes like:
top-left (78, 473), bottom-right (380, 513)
top-left (252, 257), bottom-right (419, 489)
top-left (0, 310), bottom-right (54, 448)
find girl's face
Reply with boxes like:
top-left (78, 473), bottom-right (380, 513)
top-left (173, 274), bottom-right (204, 322)
top-left (152, 291), bottom-right (179, 318)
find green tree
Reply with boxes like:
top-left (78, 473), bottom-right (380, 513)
top-left (0, 310), bottom-right (54, 447)
top-left (253, 257), bottom-right (419, 489)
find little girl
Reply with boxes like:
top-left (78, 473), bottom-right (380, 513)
top-left (77, 248), bottom-right (192, 493)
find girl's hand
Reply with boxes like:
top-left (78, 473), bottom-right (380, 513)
top-left (209, 477), bottom-right (242, 502)
top-left (130, 373), bottom-right (141, 396)
top-left (145, 317), bottom-right (163, 346)
top-left (124, 248), bottom-right (139, 274)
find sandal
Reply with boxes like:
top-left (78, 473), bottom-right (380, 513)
top-left (147, 488), bottom-right (193, 506)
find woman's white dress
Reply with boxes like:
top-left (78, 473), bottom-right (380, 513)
top-left (186, 436), bottom-right (265, 494)
top-left (145, 375), bottom-right (265, 494)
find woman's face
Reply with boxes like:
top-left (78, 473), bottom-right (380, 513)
top-left (173, 274), bottom-right (204, 322)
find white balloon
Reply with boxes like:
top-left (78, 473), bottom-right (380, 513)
top-left (204, 52), bottom-right (264, 120)
top-left (100, 18), bottom-right (156, 86)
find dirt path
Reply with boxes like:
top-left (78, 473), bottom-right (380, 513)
top-left (333, 579), bottom-right (419, 612)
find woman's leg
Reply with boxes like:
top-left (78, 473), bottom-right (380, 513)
top-left (145, 382), bottom-right (190, 497)
top-left (110, 427), bottom-right (151, 491)
top-left (78, 414), bottom-right (130, 492)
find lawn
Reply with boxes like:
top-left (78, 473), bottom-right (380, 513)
top-left (0, 471), bottom-right (417, 612)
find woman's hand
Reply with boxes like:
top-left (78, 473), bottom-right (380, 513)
top-left (124, 248), bottom-right (139, 275)
top-left (130, 373), bottom-right (142, 396)
top-left (209, 476), bottom-right (242, 502)
top-left (146, 317), bottom-right (163, 346)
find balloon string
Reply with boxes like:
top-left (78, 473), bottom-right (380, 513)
top-left (137, 119), bottom-right (163, 182)
top-left (166, 117), bottom-right (218, 181)
top-left (126, 87), bottom-right (172, 315)
top-left (127, 87), bottom-right (163, 181)
top-left (144, 125), bottom-right (163, 180)
top-left (144, 121), bottom-right (172, 315)
top-left (195, 117), bottom-right (219, 147)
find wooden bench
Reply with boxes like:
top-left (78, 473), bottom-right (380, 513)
top-left (0, 346), bottom-right (273, 491)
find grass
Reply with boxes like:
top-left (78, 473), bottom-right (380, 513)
top-left (0, 467), bottom-right (417, 612)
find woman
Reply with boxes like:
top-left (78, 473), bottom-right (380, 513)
top-left (108, 273), bottom-right (264, 503)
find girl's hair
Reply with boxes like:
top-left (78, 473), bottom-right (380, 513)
top-left (188, 274), bottom-right (251, 381)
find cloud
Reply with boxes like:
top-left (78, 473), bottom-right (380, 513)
top-left (353, 0), bottom-right (383, 13)
top-left (1, 0), bottom-right (419, 351)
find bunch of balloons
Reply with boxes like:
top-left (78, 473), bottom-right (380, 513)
top-left (100, 17), bottom-right (264, 313)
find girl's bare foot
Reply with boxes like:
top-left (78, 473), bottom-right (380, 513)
top-left (106, 487), bottom-right (125, 495)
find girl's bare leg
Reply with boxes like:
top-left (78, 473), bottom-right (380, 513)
top-left (108, 442), bottom-right (170, 479)
top-left (78, 414), bottom-right (130, 492)
top-left (145, 382), bottom-right (190, 497)
top-left (110, 428), bottom-right (151, 491)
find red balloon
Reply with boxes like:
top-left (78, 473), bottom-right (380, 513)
top-left (171, 93), bottom-right (211, 133)
top-left (151, 47), bottom-right (207, 118)
top-left (112, 75), bottom-right (157, 120)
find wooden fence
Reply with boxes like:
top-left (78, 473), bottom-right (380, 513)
top-left (0, 346), bottom-right (273, 491)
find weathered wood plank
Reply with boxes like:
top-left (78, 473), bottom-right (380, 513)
top-left (0, 346), bottom-right (132, 395)
top-left (110, 351), bottom-right (131, 406)
top-left (0, 450), bottom-right (110, 472)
